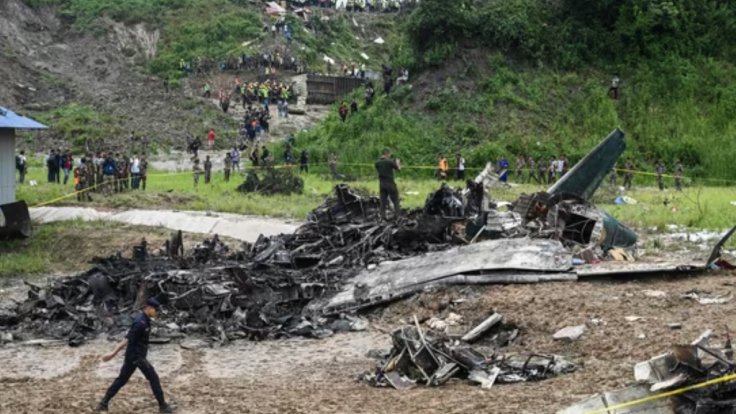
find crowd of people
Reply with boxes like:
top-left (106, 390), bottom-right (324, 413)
top-left (288, 0), bottom-right (417, 13)
top-left (208, 78), bottom-right (296, 115)
top-left (179, 48), bottom-right (304, 78)
top-left (30, 149), bottom-right (150, 201)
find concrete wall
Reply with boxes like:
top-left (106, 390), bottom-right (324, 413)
top-left (0, 129), bottom-right (16, 205)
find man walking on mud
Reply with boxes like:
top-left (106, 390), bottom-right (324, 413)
top-left (97, 298), bottom-right (176, 413)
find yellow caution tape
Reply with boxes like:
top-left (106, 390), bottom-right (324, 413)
top-left (30, 171), bottom-right (192, 208)
top-left (583, 373), bottom-right (736, 414)
top-left (25, 161), bottom-right (736, 209)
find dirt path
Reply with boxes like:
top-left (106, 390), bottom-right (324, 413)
top-left (2, 271), bottom-right (736, 413)
top-left (30, 207), bottom-right (299, 242)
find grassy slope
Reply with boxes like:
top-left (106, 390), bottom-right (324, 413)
top-left (298, 52), bottom-right (736, 182)
top-left (0, 221), bottom-right (177, 277)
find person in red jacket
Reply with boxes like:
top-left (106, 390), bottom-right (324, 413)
top-left (207, 129), bottom-right (216, 150)
top-left (338, 102), bottom-right (348, 122)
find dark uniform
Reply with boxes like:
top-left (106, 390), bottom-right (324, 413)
top-left (375, 157), bottom-right (400, 220)
top-left (100, 312), bottom-right (166, 409)
top-left (655, 161), bottom-right (666, 191)
top-left (674, 162), bottom-right (684, 191)
top-left (623, 160), bottom-right (634, 190)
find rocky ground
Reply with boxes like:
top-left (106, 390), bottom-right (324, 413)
top-left (2, 269), bottom-right (735, 413)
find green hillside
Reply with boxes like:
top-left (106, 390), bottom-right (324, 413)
top-left (297, 0), bottom-right (736, 182)
top-left (22, 0), bottom-right (736, 182)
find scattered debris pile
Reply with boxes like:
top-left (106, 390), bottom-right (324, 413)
top-left (560, 330), bottom-right (736, 414)
top-left (0, 186), bottom-right (462, 343)
top-left (237, 169), bottom-right (304, 195)
top-left (362, 315), bottom-right (575, 389)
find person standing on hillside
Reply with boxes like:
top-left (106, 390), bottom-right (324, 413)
top-left (608, 74), bottom-right (621, 100)
top-left (300, 150), bottom-right (309, 173)
top-left (76, 158), bottom-right (93, 202)
top-left (547, 158), bottom-right (556, 184)
top-left (437, 153), bottom-right (449, 180)
top-left (514, 156), bottom-right (525, 183)
top-left (537, 157), bottom-right (547, 185)
top-left (329, 152), bottom-right (338, 178)
top-left (674, 160), bottom-right (684, 191)
top-left (207, 129), bottom-right (216, 150)
top-left (130, 154), bottom-right (141, 190)
top-left (249, 146), bottom-right (259, 167)
top-left (193, 159), bottom-right (203, 189)
top-left (139, 156), bottom-right (149, 191)
top-left (609, 162), bottom-right (618, 188)
top-left (655, 160), bottom-right (666, 191)
top-left (526, 156), bottom-right (539, 184)
top-left (230, 147), bottom-right (241, 172)
top-left (365, 83), bottom-right (375, 106)
top-left (338, 102), bottom-right (349, 122)
top-left (498, 157), bottom-right (510, 184)
top-left (15, 150), bottom-right (27, 184)
top-left (62, 150), bottom-right (73, 185)
top-left (102, 154), bottom-right (117, 196)
top-left (555, 155), bottom-right (565, 180)
top-left (623, 159), bottom-right (634, 190)
top-left (204, 155), bottom-right (212, 184)
top-left (223, 152), bottom-right (232, 182)
top-left (375, 148), bottom-right (401, 221)
top-left (455, 153), bottom-right (465, 181)
top-left (350, 100), bottom-right (359, 115)
top-left (96, 298), bottom-right (175, 413)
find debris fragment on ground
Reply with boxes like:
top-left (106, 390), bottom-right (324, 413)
top-left (361, 315), bottom-right (575, 389)
top-left (560, 329), bottom-right (736, 414)
top-left (237, 168), bottom-right (305, 194)
top-left (0, 186), bottom-right (461, 343)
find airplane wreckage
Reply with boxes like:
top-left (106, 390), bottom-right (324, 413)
top-left (1, 129), bottom-right (734, 347)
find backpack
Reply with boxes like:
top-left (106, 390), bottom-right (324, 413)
top-left (15, 155), bottom-right (22, 170)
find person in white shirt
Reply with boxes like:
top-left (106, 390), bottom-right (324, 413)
top-left (130, 154), bottom-right (141, 190)
top-left (455, 153), bottom-right (465, 180)
top-left (16, 151), bottom-right (27, 184)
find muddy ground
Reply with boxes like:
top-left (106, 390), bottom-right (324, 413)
top-left (2, 270), bottom-right (735, 414)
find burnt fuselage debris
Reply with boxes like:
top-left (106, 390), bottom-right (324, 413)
top-left (321, 129), bottom-right (735, 314)
top-left (2, 129), bottom-right (734, 363)
top-left (236, 169), bottom-right (304, 195)
top-left (0, 185), bottom-right (461, 343)
top-left (560, 330), bottom-right (736, 414)
top-left (362, 316), bottom-right (576, 389)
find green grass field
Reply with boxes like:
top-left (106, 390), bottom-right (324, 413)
top-left (14, 159), bottom-right (736, 231)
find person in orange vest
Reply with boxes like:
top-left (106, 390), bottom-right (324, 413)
top-left (437, 153), bottom-right (449, 180)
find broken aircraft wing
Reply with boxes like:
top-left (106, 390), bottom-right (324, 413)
top-left (318, 226), bottom-right (736, 314)
top-left (317, 238), bottom-right (573, 314)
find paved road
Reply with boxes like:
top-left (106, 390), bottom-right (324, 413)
top-left (30, 207), bottom-right (299, 242)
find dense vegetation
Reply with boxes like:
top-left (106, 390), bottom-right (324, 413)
top-left (22, 0), bottom-right (736, 181)
top-left (299, 0), bottom-right (736, 182)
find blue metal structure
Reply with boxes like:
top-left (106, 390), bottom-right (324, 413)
top-left (0, 107), bottom-right (47, 130)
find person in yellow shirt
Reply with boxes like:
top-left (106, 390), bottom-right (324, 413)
top-left (437, 153), bottom-right (449, 180)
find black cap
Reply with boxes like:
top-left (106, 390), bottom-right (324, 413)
top-left (145, 297), bottom-right (161, 310)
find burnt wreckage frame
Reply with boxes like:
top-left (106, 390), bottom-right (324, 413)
top-left (1, 129), bottom-right (735, 392)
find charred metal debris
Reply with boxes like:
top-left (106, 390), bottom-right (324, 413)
top-left (1, 129), bottom-right (734, 347)
top-left (0, 185), bottom-right (461, 344)
top-left (561, 329), bottom-right (736, 414)
top-left (236, 169), bottom-right (304, 195)
top-left (361, 314), bottom-right (576, 389)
